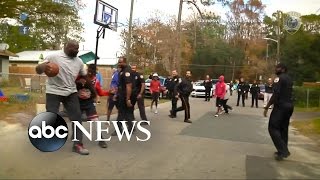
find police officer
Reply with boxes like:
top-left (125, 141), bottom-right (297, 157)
top-left (204, 75), bottom-right (213, 101)
top-left (236, 77), bottom-right (246, 107)
top-left (169, 70), bottom-right (193, 123)
top-left (131, 65), bottom-right (148, 125)
top-left (167, 70), bottom-right (180, 117)
top-left (111, 57), bottom-right (135, 136)
top-left (250, 80), bottom-right (260, 108)
top-left (264, 63), bottom-right (294, 161)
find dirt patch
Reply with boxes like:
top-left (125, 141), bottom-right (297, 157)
top-left (291, 119), bottom-right (320, 147)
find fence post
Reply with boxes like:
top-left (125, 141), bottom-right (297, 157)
top-left (306, 88), bottom-right (309, 109)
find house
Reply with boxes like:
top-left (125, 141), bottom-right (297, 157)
top-left (9, 50), bottom-right (117, 75)
top-left (0, 43), bottom-right (18, 81)
top-left (8, 50), bottom-right (118, 88)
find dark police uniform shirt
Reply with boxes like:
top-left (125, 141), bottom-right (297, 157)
top-left (132, 71), bottom-right (144, 95)
top-left (204, 79), bottom-right (213, 89)
top-left (167, 76), bottom-right (179, 92)
top-left (272, 73), bottom-right (293, 107)
top-left (250, 83), bottom-right (260, 94)
top-left (237, 82), bottom-right (246, 94)
top-left (175, 77), bottom-right (193, 96)
top-left (118, 66), bottom-right (133, 98)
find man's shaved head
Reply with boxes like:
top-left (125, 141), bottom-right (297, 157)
top-left (64, 40), bottom-right (79, 58)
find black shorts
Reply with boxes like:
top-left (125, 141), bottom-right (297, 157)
top-left (152, 92), bottom-right (160, 101)
top-left (216, 97), bottom-right (222, 107)
top-left (81, 103), bottom-right (98, 120)
top-left (107, 95), bottom-right (117, 110)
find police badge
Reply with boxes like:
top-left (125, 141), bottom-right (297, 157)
top-left (283, 11), bottom-right (302, 35)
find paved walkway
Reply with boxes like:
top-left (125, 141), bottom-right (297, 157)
top-left (0, 95), bottom-right (320, 179)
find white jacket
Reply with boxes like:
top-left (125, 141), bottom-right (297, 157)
top-left (224, 83), bottom-right (230, 100)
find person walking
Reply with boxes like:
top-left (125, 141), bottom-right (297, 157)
top-left (264, 78), bottom-right (274, 108)
top-left (222, 81), bottom-right (233, 114)
top-left (111, 57), bottom-right (135, 136)
top-left (106, 68), bottom-right (119, 121)
top-left (204, 75), bottom-right (213, 101)
top-left (214, 75), bottom-right (226, 117)
top-left (131, 65), bottom-right (148, 124)
top-left (264, 63), bottom-right (294, 161)
top-left (166, 70), bottom-right (180, 118)
top-left (95, 67), bottom-right (103, 104)
top-left (150, 73), bottom-right (161, 114)
top-left (169, 70), bottom-right (193, 123)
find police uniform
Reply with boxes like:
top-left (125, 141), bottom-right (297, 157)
top-left (266, 69), bottom-right (294, 160)
top-left (170, 77), bottom-right (193, 123)
top-left (115, 66), bottom-right (135, 132)
top-left (167, 75), bottom-right (180, 115)
top-left (236, 81), bottom-right (246, 107)
top-left (204, 79), bottom-right (213, 101)
top-left (250, 83), bottom-right (260, 108)
top-left (132, 71), bottom-right (148, 121)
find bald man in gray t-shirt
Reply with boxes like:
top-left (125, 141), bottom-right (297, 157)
top-left (35, 41), bottom-right (89, 155)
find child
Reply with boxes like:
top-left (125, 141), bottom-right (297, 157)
top-left (222, 82), bottom-right (233, 114)
top-left (75, 64), bottom-right (109, 148)
top-left (150, 73), bottom-right (161, 114)
top-left (214, 75), bottom-right (226, 117)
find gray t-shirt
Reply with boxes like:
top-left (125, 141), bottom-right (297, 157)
top-left (43, 51), bottom-right (87, 96)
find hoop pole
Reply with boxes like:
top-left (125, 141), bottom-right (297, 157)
top-left (94, 26), bottom-right (105, 75)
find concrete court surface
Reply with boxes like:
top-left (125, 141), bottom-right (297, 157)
top-left (0, 95), bottom-right (320, 179)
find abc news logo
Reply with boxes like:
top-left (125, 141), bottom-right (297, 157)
top-left (28, 112), bottom-right (151, 152)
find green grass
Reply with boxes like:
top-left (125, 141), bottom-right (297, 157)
top-left (0, 85), bottom-right (171, 123)
top-left (292, 118), bottom-right (320, 144)
top-left (294, 107), bottom-right (320, 112)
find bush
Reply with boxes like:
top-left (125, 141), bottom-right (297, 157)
top-left (293, 86), bottom-right (320, 108)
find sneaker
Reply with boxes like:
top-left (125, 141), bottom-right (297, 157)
top-left (98, 141), bottom-right (108, 148)
top-left (184, 119), bottom-right (192, 123)
top-left (155, 109), bottom-right (158, 114)
top-left (214, 114), bottom-right (219, 117)
top-left (218, 111), bottom-right (224, 115)
top-left (169, 110), bottom-right (176, 118)
top-left (72, 143), bottom-right (89, 155)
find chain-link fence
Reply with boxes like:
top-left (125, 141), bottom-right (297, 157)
top-left (0, 73), bottom-right (112, 104)
top-left (293, 87), bottom-right (320, 108)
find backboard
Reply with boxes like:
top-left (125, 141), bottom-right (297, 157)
top-left (94, 0), bottom-right (118, 32)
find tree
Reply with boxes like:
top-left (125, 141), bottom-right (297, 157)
top-left (0, 0), bottom-right (84, 52)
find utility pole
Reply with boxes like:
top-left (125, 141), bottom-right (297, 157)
top-left (176, 0), bottom-right (183, 74)
top-left (126, 0), bottom-right (135, 62)
top-left (276, 10), bottom-right (281, 65)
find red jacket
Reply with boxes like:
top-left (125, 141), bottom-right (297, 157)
top-left (215, 75), bottom-right (226, 99)
top-left (150, 80), bottom-right (161, 93)
top-left (93, 77), bottom-right (109, 96)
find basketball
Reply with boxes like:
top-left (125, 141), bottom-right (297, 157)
top-left (45, 62), bottom-right (59, 77)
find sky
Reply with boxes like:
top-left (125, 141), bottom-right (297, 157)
top-left (78, 0), bottom-right (320, 64)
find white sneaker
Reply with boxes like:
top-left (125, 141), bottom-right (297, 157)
top-left (214, 114), bottom-right (219, 117)
top-left (155, 109), bottom-right (158, 114)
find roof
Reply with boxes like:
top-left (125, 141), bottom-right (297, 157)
top-left (86, 58), bottom-right (118, 66)
top-left (9, 50), bottom-right (96, 63)
top-left (0, 50), bottom-right (18, 57)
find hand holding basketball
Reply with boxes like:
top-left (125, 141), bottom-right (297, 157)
top-left (45, 62), bottom-right (59, 77)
